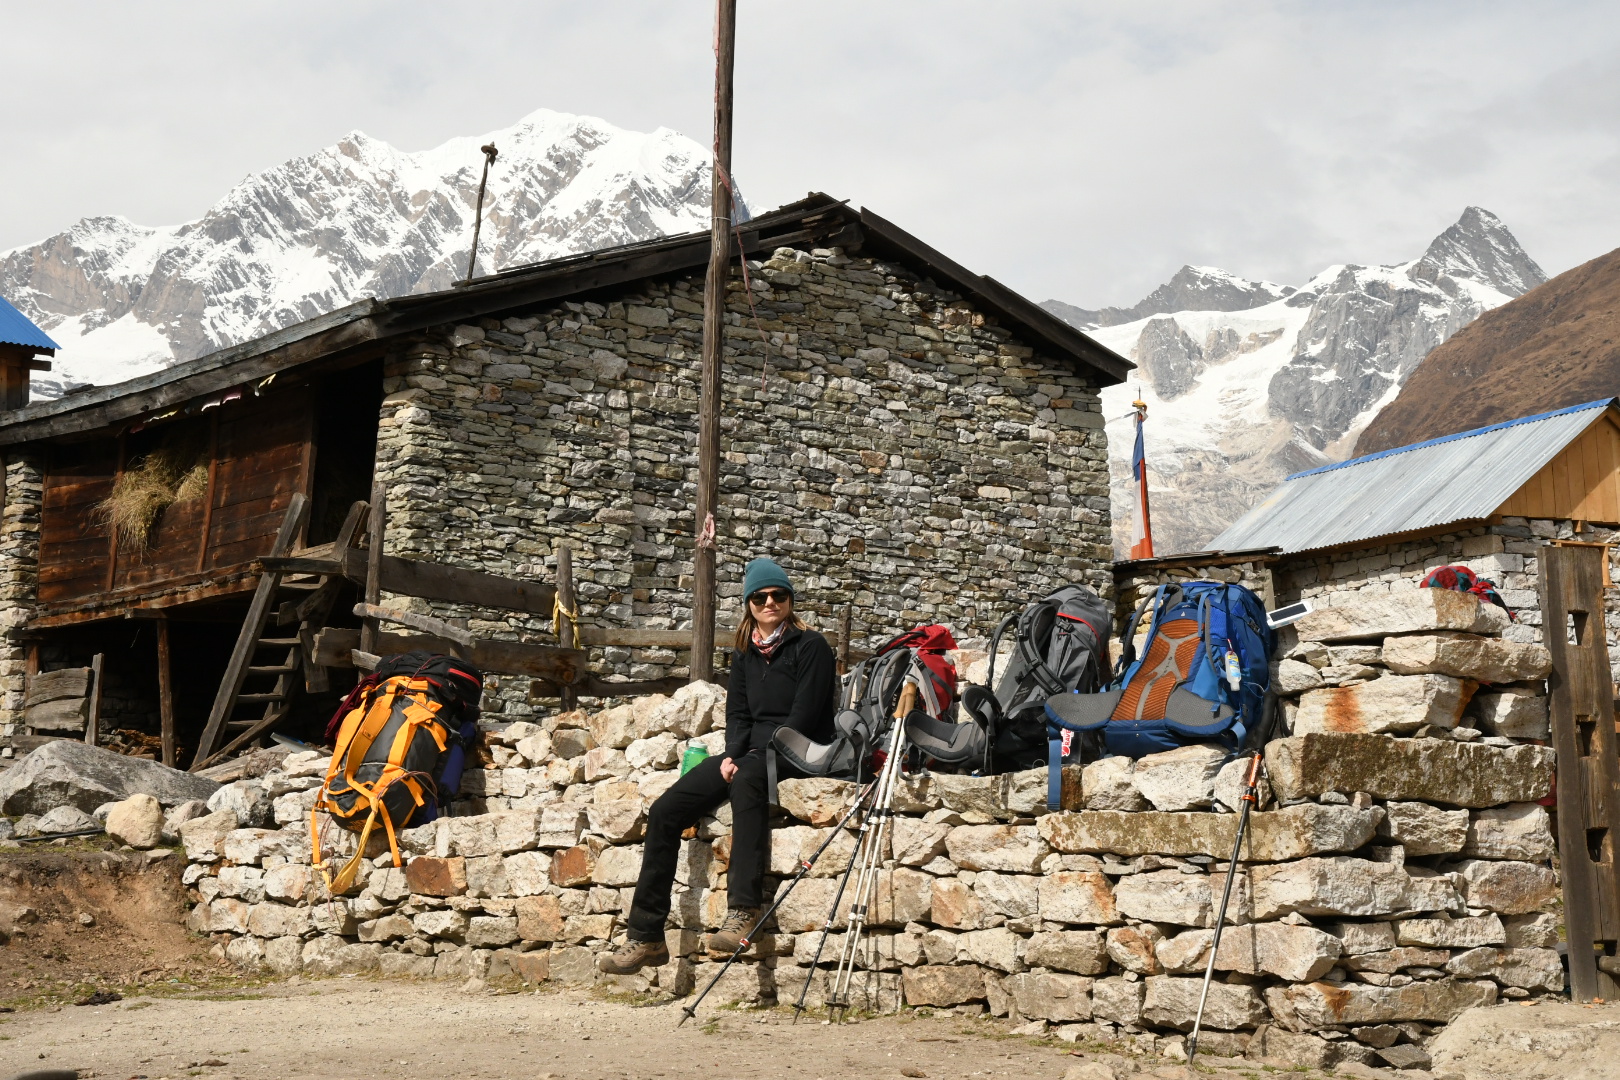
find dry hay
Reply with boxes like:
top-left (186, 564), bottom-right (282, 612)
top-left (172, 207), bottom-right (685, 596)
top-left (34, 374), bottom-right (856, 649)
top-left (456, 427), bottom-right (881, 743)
top-left (95, 436), bottom-right (210, 554)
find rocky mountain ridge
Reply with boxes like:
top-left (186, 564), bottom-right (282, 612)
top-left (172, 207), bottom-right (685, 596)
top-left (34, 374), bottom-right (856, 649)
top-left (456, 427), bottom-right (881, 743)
top-left (1357, 242), bottom-right (1620, 453)
top-left (1044, 207), bottom-right (1547, 555)
top-left (0, 108), bottom-right (728, 394)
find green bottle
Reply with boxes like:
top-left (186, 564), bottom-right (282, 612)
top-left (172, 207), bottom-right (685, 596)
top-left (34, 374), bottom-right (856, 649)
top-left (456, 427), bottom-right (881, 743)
top-left (681, 744), bottom-right (710, 776)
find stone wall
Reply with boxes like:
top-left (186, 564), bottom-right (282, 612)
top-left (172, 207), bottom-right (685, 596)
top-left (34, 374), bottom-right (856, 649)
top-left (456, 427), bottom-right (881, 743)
top-left (0, 452), bottom-right (41, 748)
top-left (373, 244), bottom-right (1112, 712)
top-left (182, 591), bottom-right (1562, 1072)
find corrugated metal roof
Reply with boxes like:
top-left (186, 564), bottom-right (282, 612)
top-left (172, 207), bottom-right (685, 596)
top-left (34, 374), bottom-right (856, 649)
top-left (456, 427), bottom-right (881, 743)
top-left (1208, 398), bottom-right (1617, 556)
top-left (0, 296), bottom-right (59, 352)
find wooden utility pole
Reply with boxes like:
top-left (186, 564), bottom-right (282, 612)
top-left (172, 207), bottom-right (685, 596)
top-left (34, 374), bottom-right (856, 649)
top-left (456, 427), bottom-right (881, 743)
top-left (691, 0), bottom-right (736, 684)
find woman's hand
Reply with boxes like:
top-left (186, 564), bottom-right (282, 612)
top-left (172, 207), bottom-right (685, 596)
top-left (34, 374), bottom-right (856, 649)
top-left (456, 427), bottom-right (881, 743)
top-left (720, 756), bottom-right (738, 782)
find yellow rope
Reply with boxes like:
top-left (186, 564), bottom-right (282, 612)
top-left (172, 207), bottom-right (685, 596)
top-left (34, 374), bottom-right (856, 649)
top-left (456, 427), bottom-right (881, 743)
top-left (552, 591), bottom-right (580, 641)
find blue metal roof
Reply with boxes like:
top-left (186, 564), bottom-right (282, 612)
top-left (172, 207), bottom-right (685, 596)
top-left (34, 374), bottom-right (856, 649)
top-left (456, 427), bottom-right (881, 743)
top-left (1209, 398), bottom-right (1617, 556)
top-left (0, 297), bottom-right (59, 352)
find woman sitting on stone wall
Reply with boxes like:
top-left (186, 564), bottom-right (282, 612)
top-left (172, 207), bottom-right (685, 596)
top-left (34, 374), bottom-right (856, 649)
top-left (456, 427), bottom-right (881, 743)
top-left (597, 557), bottom-right (837, 974)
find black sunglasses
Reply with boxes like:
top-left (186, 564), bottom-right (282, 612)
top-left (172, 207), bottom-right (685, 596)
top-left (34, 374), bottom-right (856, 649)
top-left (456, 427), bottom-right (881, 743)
top-left (749, 589), bottom-right (791, 606)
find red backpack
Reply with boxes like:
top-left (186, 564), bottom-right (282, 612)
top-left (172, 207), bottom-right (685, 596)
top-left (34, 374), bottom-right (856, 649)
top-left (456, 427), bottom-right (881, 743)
top-left (874, 624), bottom-right (959, 713)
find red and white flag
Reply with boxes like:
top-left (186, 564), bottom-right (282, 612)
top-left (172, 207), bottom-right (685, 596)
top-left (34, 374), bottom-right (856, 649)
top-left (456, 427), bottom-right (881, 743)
top-left (1128, 399), bottom-right (1154, 560)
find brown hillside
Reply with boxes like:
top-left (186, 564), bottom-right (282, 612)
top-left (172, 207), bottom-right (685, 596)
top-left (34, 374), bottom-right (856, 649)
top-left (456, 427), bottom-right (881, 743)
top-left (1356, 245), bottom-right (1620, 454)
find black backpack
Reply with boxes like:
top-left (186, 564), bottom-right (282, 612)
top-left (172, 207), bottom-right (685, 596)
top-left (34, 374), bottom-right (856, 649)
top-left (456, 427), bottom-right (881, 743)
top-left (945, 584), bottom-right (1110, 773)
top-left (772, 643), bottom-right (943, 783)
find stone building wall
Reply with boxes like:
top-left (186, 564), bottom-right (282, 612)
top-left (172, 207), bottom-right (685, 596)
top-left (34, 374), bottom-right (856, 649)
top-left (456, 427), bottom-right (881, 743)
top-left (373, 245), bottom-right (1112, 714)
top-left (0, 452), bottom-right (41, 747)
top-left (1272, 517), bottom-right (1620, 682)
top-left (182, 589), bottom-right (1563, 1072)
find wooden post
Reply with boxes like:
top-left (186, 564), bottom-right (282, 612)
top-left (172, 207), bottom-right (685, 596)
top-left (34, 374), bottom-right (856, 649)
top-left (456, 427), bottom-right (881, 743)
top-left (556, 544), bottom-right (577, 711)
top-left (839, 603), bottom-right (853, 675)
top-left (360, 481), bottom-right (386, 656)
top-left (156, 620), bottom-right (176, 768)
top-left (84, 653), bottom-right (104, 747)
top-left (691, 0), bottom-right (737, 685)
top-left (1540, 544), bottom-right (1620, 1000)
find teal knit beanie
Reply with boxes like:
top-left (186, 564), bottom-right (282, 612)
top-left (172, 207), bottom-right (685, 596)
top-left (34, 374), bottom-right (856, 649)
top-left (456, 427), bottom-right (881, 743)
top-left (742, 557), bottom-right (793, 601)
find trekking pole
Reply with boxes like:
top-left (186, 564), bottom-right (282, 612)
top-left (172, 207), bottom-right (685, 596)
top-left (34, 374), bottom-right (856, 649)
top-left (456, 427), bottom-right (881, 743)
top-left (791, 747), bottom-right (890, 1023)
top-left (677, 773), bottom-right (881, 1026)
top-left (1187, 749), bottom-right (1264, 1063)
top-left (825, 680), bottom-right (916, 1021)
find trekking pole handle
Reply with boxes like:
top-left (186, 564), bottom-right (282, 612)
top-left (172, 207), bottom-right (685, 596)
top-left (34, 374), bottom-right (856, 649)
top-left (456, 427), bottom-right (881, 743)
top-left (894, 681), bottom-right (918, 720)
top-left (1241, 750), bottom-right (1263, 801)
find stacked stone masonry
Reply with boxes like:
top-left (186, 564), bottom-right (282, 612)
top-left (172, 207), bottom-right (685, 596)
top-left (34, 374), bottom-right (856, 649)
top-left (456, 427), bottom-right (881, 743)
top-left (372, 245), bottom-right (1112, 715)
top-left (0, 453), bottom-right (41, 738)
top-left (184, 592), bottom-right (1562, 1071)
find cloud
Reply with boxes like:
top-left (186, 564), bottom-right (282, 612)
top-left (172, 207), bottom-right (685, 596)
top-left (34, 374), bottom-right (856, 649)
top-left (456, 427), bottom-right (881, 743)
top-left (2, 1), bottom-right (1617, 308)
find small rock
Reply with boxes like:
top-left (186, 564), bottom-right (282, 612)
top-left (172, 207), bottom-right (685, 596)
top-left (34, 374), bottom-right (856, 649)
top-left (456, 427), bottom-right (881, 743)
top-left (1131, 746), bottom-right (1225, 811)
top-left (105, 793), bottom-right (165, 849)
top-left (1081, 757), bottom-right (1149, 811)
top-left (76, 912), bottom-right (95, 927)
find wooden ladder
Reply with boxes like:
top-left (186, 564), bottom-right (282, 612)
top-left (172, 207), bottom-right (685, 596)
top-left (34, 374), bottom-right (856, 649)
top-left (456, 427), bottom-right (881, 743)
top-left (191, 496), bottom-right (369, 771)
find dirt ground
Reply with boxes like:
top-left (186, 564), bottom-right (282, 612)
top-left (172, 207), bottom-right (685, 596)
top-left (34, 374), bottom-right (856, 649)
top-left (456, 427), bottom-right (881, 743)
top-left (0, 978), bottom-right (1293, 1080)
top-left (0, 846), bottom-right (220, 1010)
top-left (4, 848), bottom-right (1608, 1080)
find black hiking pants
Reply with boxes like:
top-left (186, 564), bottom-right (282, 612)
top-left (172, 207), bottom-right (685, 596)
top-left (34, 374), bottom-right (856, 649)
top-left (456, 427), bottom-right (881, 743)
top-left (625, 751), bottom-right (771, 943)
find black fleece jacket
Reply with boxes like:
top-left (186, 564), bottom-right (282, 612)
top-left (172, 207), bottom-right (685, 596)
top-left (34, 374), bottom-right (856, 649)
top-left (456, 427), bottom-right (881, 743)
top-left (725, 624), bottom-right (837, 760)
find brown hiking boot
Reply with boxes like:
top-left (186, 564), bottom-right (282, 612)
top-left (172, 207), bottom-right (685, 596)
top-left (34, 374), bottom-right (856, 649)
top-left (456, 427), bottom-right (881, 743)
top-left (596, 938), bottom-right (668, 975)
top-left (706, 908), bottom-right (762, 957)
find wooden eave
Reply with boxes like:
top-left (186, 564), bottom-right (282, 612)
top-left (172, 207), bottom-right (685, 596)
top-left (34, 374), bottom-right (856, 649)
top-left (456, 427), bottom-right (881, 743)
top-left (0, 195), bottom-right (1132, 447)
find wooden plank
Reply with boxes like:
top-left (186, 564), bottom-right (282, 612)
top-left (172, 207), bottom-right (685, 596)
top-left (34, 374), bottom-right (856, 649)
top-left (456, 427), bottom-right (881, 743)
top-left (313, 626), bottom-right (586, 683)
top-left (262, 546), bottom-right (560, 618)
top-left (361, 482), bottom-right (385, 654)
top-left (84, 654), bottom-right (104, 747)
top-left (354, 602), bottom-right (475, 648)
top-left (368, 550), bottom-right (556, 616)
top-left (105, 432), bottom-right (126, 593)
top-left (556, 545), bottom-right (576, 711)
top-left (29, 568), bottom-right (262, 628)
top-left (157, 619), bottom-right (176, 768)
top-left (192, 493), bottom-right (310, 770)
top-left (26, 667), bottom-right (91, 707)
top-left (1540, 544), bottom-right (1611, 1000)
top-left (197, 412), bottom-right (219, 573)
top-left (26, 697), bottom-right (88, 731)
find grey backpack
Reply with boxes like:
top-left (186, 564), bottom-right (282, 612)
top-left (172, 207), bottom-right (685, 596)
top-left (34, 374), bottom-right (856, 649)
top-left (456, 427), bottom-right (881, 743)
top-left (942, 584), bottom-right (1111, 773)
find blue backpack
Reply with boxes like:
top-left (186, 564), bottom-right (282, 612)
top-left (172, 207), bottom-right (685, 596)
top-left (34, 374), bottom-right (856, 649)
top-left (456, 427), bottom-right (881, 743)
top-left (1044, 581), bottom-right (1272, 807)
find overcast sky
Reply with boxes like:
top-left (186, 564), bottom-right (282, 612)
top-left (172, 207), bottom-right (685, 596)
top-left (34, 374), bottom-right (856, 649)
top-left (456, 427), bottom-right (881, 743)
top-left (4, 2), bottom-right (1618, 307)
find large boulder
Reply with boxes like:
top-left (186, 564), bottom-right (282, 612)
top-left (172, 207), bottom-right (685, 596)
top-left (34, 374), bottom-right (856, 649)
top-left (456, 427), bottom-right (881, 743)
top-left (1039, 804), bottom-right (1378, 861)
top-left (1430, 999), bottom-right (1620, 1080)
top-left (1293, 674), bottom-right (1474, 735)
top-left (1265, 732), bottom-right (1554, 807)
top-left (1266, 977), bottom-right (1495, 1030)
top-left (1381, 633), bottom-right (1551, 682)
top-left (1293, 589), bottom-right (1509, 642)
top-left (0, 740), bottom-right (219, 815)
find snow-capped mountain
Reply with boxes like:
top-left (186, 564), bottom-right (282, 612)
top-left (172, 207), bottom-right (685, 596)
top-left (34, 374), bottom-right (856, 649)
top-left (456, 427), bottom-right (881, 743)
top-left (1, 109), bottom-right (730, 394)
top-left (1043, 207), bottom-right (1546, 556)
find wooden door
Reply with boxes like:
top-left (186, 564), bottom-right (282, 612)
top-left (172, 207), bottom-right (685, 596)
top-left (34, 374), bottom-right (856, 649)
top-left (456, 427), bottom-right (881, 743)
top-left (1540, 543), bottom-right (1620, 999)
